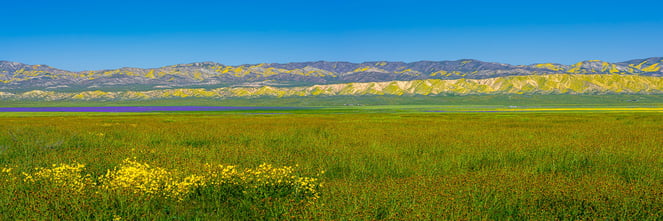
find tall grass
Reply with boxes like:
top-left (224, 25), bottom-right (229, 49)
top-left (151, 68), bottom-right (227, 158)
top-left (0, 112), bottom-right (661, 219)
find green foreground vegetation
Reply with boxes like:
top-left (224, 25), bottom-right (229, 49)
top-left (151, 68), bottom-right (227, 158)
top-left (2, 94), bottom-right (663, 107)
top-left (0, 107), bottom-right (661, 220)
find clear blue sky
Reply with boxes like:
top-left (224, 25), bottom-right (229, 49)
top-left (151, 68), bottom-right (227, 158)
top-left (2, 0), bottom-right (662, 71)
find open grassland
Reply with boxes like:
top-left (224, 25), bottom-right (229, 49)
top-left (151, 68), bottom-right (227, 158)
top-left (0, 111), bottom-right (662, 219)
top-left (2, 94), bottom-right (663, 107)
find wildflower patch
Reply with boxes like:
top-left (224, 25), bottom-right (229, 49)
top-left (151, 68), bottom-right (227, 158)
top-left (0, 159), bottom-right (323, 218)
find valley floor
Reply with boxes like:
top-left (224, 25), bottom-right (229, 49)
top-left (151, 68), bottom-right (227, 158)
top-left (0, 108), bottom-right (661, 219)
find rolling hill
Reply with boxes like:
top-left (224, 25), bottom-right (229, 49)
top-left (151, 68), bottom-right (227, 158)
top-left (1, 58), bottom-right (662, 101)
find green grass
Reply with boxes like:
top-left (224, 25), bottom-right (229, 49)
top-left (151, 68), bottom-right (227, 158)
top-left (2, 94), bottom-right (663, 107)
top-left (0, 111), bottom-right (662, 219)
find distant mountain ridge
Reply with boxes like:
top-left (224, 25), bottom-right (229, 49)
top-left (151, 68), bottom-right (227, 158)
top-left (1, 74), bottom-right (662, 101)
top-left (1, 58), bottom-right (661, 92)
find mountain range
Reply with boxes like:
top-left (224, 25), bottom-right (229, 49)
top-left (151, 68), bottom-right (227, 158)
top-left (1, 58), bottom-right (662, 100)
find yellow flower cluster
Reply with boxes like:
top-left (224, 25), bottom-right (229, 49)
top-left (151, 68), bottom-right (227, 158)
top-left (100, 158), bottom-right (204, 201)
top-left (201, 163), bottom-right (323, 202)
top-left (241, 163), bottom-right (322, 201)
top-left (0, 167), bottom-right (17, 183)
top-left (203, 164), bottom-right (240, 185)
top-left (22, 163), bottom-right (92, 192)
top-left (1, 159), bottom-right (322, 203)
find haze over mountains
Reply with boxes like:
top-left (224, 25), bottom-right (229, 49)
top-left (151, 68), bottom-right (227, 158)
top-left (0, 58), bottom-right (662, 100)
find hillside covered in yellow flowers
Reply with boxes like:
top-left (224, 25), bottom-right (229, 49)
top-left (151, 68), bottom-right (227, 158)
top-left (1, 57), bottom-right (662, 100)
top-left (1, 74), bottom-right (661, 101)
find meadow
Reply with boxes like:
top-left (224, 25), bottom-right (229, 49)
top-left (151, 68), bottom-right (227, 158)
top-left (0, 108), bottom-right (661, 219)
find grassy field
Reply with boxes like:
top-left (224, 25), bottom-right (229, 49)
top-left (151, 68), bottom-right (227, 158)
top-left (2, 94), bottom-right (663, 107)
top-left (0, 109), bottom-right (662, 219)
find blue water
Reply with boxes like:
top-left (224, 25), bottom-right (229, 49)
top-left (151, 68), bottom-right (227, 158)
top-left (0, 106), bottom-right (295, 112)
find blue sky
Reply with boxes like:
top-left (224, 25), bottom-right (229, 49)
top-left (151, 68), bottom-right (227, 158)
top-left (2, 0), bottom-right (662, 71)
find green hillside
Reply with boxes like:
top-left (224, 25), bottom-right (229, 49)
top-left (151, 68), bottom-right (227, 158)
top-left (1, 74), bottom-right (661, 101)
